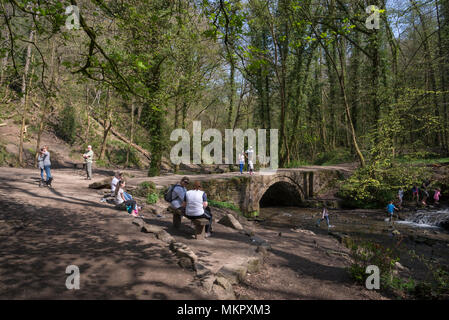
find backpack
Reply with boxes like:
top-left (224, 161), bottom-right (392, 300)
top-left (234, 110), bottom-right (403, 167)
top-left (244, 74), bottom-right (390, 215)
top-left (164, 184), bottom-right (180, 203)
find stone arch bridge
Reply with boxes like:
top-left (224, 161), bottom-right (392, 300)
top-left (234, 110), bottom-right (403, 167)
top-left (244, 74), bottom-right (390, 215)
top-left (196, 167), bottom-right (350, 215)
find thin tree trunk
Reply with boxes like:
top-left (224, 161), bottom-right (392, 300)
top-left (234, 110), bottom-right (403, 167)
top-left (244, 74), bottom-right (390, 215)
top-left (85, 85), bottom-right (91, 143)
top-left (436, 0), bottom-right (449, 150)
top-left (0, 50), bottom-right (8, 87)
top-left (18, 27), bottom-right (35, 165)
top-left (125, 102), bottom-right (135, 168)
top-left (99, 87), bottom-right (111, 160)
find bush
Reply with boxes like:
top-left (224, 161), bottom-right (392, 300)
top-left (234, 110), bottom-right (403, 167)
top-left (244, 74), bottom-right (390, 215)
top-left (338, 162), bottom-right (431, 208)
top-left (409, 250), bottom-right (449, 299)
top-left (348, 241), bottom-right (399, 287)
top-left (314, 148), bottom-right (354, 166)
top-left (106, 140), bottom-right (141, 168)
top-left (54, 105), bottom-right (78, 145)
top-left (146, 192), bottom-right (159, 204)
top-left (0, 143), bottom-right (17, 166)
top-left (135, 181), bottom-right (157, 197)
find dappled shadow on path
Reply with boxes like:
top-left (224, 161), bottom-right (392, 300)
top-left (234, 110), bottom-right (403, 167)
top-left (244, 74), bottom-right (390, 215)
top-left (0, 197), bottom-right (206, 300)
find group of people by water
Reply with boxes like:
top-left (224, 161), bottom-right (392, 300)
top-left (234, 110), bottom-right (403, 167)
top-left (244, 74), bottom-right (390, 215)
top-left (37, 144), bottom-right (444, 236)
top-left (387, 181), bottom-right (442, 223)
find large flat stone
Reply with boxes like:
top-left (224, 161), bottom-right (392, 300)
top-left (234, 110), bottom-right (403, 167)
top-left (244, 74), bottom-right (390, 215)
top-left (218, 214), bottom-right (244, 231)
top-left (217, 263), bottom-right (247, 285)
top-left (141, 222), bottom-right (162, 234)
top-left (155, 230), bottom-right (174, 244)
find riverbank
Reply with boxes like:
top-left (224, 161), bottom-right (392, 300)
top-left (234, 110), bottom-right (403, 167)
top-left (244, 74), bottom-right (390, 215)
top-left (257, 206), bottom-right (449, 298)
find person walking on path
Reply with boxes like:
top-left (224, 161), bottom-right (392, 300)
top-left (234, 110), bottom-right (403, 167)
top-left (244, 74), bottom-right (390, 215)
top-left (83, 145), bottom-right (94, 180)
top-left (316, 206), bottom-right (333, 229)
top-left (37, 147), bottom-right (46, 187)
top-left (183, 181), bottom-right (213, 237)
top-left (239, 152), bottom-right (245, 174)
top-left (41, 146), bottom-right (52, 187)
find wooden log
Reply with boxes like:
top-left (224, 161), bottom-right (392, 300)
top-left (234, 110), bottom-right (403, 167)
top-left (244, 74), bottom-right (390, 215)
top-left (90, 115), bottom-right (151, 161)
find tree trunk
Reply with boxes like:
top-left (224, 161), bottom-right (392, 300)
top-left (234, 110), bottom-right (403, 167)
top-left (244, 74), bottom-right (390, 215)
top-left (18, 27), bottom-right (35, 165)
top-left (85, 85), bottom-right (91, 143)
top-left (99, 87), bottom-right (111, 160)
top-left (125, 101), bottom-right (135, 168)
top-left (436, 0), bottom-right (449, 150)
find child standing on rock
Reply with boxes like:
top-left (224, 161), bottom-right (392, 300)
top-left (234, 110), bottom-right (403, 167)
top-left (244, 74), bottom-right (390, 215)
top-left (434, 188), bottom-right (441, 205)
top-left (386, 200), bottom-right (399, 223)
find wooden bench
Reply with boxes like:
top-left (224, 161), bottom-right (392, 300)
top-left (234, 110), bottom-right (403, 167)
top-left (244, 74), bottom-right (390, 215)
top-left (167, 207), bottom-right (209, 240)
top-left (69, 162), bottom-right (85, 169)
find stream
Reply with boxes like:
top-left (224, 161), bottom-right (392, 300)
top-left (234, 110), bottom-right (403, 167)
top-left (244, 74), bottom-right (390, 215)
top-left (259, 206), bottom-right (449, 282)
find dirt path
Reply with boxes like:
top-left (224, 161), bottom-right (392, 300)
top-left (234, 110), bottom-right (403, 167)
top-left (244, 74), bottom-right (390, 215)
top-left (0, 167), bottom-right (386, 300)
top-left (0, 168), bottom-right (206, 299)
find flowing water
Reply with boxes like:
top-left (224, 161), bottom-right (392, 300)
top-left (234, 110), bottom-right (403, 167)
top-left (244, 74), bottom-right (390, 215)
top-left (396, 208), bottom-right (449, 229)
top-left (259, 206), bottom-right (449, 281)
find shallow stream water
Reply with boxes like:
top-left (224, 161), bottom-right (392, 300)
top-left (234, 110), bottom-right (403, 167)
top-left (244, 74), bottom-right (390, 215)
top-left (259, 206), bottom-right (449, 281)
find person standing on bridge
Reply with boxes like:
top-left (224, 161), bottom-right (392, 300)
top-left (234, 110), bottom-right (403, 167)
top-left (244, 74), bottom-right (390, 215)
top-left (245, 146), bottom-right (254, 174)
top-left (239, 151), bottom-right (245, 174)
top-left (83, 145), bottom-right (94, 180)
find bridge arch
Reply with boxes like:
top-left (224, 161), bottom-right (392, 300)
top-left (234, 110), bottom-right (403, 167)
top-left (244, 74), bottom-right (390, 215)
top-left (254, 175), bottom-right (305, 209)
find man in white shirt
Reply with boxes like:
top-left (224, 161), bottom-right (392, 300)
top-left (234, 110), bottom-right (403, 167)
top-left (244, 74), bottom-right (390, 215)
top-left (245, 146), bottom-right (254, 174)
top-left (183, 181), bottom-right (213, 237)
top-left (111, 172), bottom-right (123, 196)
top-left (100, 171), bottom-right (122, 203)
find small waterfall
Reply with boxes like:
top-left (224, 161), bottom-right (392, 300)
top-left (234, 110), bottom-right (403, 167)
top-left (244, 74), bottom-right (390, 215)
top-left (397, 208), bottom-right (449, 229)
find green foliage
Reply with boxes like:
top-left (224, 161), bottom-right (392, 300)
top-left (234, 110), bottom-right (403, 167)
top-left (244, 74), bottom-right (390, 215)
top-left (54, 105), bottom-right (78, 145)
top-left (338, 162), bottom-right (431, 208)
top-left (285, 159), bottom-right (313, 168)
top-left (0, 143), bottom-right (17, 166)
top-left (95, 159), bottom-right (107, 168)
top-left (135, 181), bottom-right (157, 197)
top-left (208, 199), bottom-right (241, 213)
top-left (146, 192), bottom-right (159, 204)
top-left (314, 149), bottom-right (354, 166)
top-left (347, 241), bottom-right (402, 295)
top-left (408, 250), bottom-right (449, 299)
top-left (106, 143), bottom-right (141, 168)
